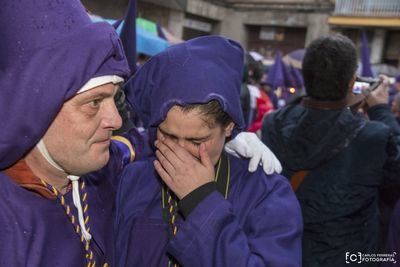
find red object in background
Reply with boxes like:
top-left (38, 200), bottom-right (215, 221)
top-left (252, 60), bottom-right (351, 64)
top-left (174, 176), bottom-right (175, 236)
top-left (248, 90), bottom-right (275, 132)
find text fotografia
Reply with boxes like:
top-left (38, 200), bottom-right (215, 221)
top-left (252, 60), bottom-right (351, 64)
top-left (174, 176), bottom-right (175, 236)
top-left (345, 252), bottom-right (397, 264)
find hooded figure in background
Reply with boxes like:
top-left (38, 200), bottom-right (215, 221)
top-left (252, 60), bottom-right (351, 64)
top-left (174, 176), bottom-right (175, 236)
top-left (261, 34), bottom-right (400, 267)
top-left (115, 36), bottom-right (303, 267)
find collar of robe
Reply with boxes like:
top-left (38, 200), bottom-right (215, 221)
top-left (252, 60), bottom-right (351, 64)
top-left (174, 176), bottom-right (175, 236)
top-left (161, 152), bottom-right (231, 233)
top-left (161, 152), bottom-right (231, 267)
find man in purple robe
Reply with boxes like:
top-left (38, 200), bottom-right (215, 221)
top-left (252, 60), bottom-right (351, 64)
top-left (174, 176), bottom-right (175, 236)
top-left (0, 1), bottom-right (283, 266)
top-left (0, 0), bottom-right (141, 265)
top-left (115, 36), bottom-right (303, 267)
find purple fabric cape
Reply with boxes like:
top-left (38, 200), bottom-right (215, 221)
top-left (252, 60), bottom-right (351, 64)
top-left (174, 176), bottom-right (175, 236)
top-left (0, 139), bottom-right (133, 266)
top-left (117, 35), bottom-right (302, 266)
top-left (115, 156), bottom-right (303, 266)
top-left (124, 35), bottom-right (246, 139)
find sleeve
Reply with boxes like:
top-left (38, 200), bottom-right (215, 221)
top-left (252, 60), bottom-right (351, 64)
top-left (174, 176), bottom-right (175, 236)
top-left (98, 128), bottom-right (153, 189)
top-left (261, 111), bottom-right (279, 155)
top-left (178, 182), bottom-right (217, 218)
top-left (110, 127), bottom-right (153, 168)
top-left (167, 175), bottom-right (303, 267)
top-left (367, 104), bottom-right (400, 136)
top-left (368, 105), bottom-right (400, 192)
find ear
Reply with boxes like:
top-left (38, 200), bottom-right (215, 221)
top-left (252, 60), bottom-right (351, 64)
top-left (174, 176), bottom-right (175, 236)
top-left (348, 74), bottom-right (357, 92)
top-left (224, 122), bottom-right (235, 138)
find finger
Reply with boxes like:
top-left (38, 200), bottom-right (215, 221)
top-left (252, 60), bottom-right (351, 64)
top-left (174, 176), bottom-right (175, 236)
top-left (155, 150), bottom-right (176, 176)
top-left (224, 141), bottom-right (240, 158)
top-left (265, 151), bottom-right (282, 174)
top-left (274, 159), bottom-right (283, 174)
top-left (199, 143), bottom-right (213, 170)
top-left (260, 152), bottom-right (273, 175)
top-left (248, 152), bottom-right (261, 172)
top-left (155, 139), bottom-right (182, 166)
top-left (267, 152), bottom-right (277, 174)
top-left (378, 74), bottom-right (390, 86)
top-left (161, 136), bottom-right (194, 163)
top-left (375, 75), bottom-right (390, 93)
top-left (154, 160), bottom-right (174, 187)
top-left (263, 161), bottom-right (274, 175)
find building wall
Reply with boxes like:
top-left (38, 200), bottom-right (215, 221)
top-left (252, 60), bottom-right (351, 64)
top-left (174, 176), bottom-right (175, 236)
top-left (83, 0), bottom-right (330, 49)
top-left (247, 25), bottom-right (307, 58)
top-left (82, 0), bottom-right (127, 18)
top-left (184, 0), bottom-right (331, 50)
top-left (82, 0), bottom-right (398, 67)
top-left (137, 1), bottom-right (170, 26)
top-left (385, 30), bottom-right (400, 67)
top-left (305, 14), bottom-right (331, 45)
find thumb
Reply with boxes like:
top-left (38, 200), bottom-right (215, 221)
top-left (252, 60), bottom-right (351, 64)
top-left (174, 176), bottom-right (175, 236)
top-left (199, 143), bottom-right (213, 170)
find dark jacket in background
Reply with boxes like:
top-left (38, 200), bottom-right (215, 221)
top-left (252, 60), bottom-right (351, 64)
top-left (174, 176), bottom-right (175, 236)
top-left (262, 102), bottom-right (400, 267)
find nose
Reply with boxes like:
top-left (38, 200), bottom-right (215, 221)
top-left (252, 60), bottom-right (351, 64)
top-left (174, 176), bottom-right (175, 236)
top-left (102, 99), bottom-right (122, 131)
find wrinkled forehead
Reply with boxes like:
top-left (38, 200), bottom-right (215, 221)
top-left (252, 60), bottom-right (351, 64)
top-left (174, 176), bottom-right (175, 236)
top-left (162, 105), bottom-right (216, 130)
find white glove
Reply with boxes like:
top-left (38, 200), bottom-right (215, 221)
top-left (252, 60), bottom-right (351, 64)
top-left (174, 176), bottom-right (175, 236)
top-left (225, 132), bottom-right (282, 174)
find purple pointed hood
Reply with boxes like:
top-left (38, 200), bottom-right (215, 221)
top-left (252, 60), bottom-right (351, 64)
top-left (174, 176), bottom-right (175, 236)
top-left (361, 30), bottom-right (374, 77)
top-left (125, 35), bottom-right (245, 138)
top-left (0, 0), bottom-right (130, 169)
top-left (119, 0), bottom-right (137, 74)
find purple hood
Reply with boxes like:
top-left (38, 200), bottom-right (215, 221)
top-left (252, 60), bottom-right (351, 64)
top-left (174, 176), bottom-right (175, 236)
top-left (125, 35), bottom-right (245, 137)
top-left (0, 0), bottom-right (130, 169)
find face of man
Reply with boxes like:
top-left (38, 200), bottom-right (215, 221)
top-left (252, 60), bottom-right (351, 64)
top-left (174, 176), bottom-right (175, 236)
top-left (157, 105), bottom-right (234, 166)
top-left (43, 83), bottom-right (122, 176)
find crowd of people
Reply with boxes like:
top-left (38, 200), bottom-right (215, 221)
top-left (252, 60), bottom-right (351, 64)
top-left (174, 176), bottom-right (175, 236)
top-left (1, 0), bottom-right (400, 267)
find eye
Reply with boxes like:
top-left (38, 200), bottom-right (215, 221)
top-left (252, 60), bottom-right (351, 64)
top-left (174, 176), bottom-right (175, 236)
top-left (191, 142), bottom-right (201, 147)
top-left (88, 98), bottom-right (102, 108)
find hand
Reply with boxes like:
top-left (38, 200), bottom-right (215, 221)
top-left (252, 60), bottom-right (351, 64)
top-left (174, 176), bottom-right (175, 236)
top-left (225, 132), bottom-right (282, 174)
top-left (154, 136), bottom-right (215, 199)
top-left (365, 75), bottom-right (390, 108)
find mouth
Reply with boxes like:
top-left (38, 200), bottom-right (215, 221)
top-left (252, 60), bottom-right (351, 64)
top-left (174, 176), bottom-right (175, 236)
top-left (94, 138), bottom-right (111, 145)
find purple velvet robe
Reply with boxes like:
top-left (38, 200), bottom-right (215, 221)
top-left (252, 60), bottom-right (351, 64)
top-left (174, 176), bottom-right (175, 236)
top-left (115, 155), bottom-right (303, 267)
top-left (0, 129), bottom-right (148, 266)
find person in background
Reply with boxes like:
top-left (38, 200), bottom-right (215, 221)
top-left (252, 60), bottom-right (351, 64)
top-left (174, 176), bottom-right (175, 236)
top-left (261, 81), bottom-right (279, 110)
top-left (248, 82), bottom-right (275, 134)
top-left (261, 34), bottom-right (400, 267)
top-left (391, 92), bottom-right (400, 125)
top-left (115, 36), bottom-right (302, 267)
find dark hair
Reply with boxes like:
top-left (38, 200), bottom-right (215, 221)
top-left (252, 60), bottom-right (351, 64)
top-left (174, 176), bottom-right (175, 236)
top-left (179, 100), bottom-right (232, 129)
top-left (302, 34), bottom-right (357, 101)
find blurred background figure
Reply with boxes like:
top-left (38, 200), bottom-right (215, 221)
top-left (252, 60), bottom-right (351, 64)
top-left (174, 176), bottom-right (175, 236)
top-left (261, 34), bottom-right (400, 267)
top-left (391, 92), bottom-right (400, 125)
